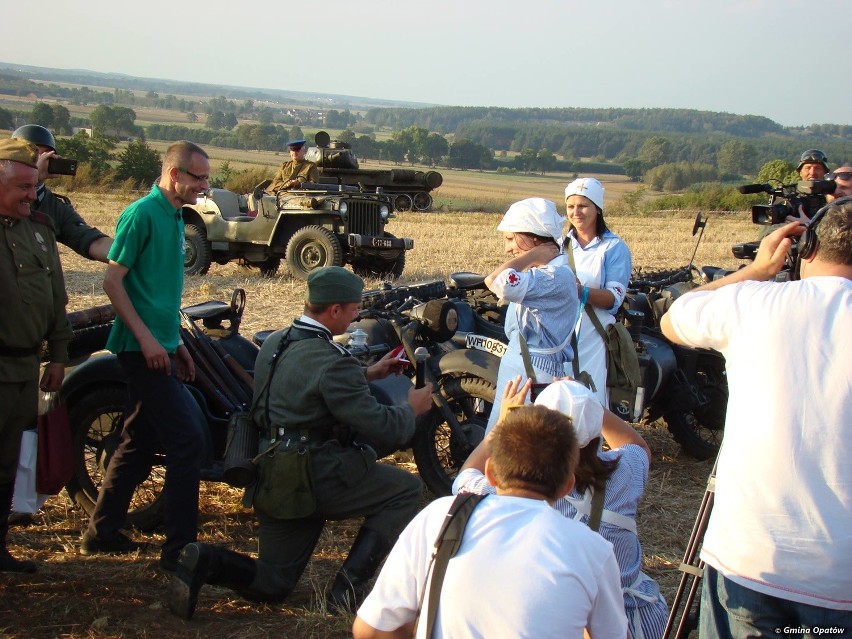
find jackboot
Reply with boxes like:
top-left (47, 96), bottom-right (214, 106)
top-left (0, 482), bottom-right (36, 573)
top-left (169, 542), bottom-right (257, 620)
top-left (327, 527), bottom-right (392, 613)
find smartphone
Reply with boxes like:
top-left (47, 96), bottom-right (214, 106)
top-left (390, 345), bottom-right (410, 365)
top-left (47, 157), bottom-right (79, 176)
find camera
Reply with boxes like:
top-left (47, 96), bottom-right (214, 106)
top-left (740, 180), bottom-right (836, 225)
top-left (47, 157), bottom-right (78, 176)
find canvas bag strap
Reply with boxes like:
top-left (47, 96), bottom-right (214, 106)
top-left (411, 493), bottom-right (487, 639)
top-left (588, 478), bottom-right (607, 532)
top-left (260, 328), bottom-right (292, 442)
top-left (518, 333), bottom-right (537, 384)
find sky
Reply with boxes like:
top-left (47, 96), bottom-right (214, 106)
top-left (3, 0), bottom-right (850, 127)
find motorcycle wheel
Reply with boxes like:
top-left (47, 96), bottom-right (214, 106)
top-left (65, 386), bottom-right (166, 532)
top-left (664, 357), bottom-right (727, 461)
top-left (411, 375), bottom-right (495, 497)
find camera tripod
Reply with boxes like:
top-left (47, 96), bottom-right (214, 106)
top-left (662, 455), bottom-right (719, 639)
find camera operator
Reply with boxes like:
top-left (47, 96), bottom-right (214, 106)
top-left (827, 164), bottom-right (852, 202)
top-left (11, 125), bottom-right (112, 262)
top-left (660, 201), bottom-right (852, 637)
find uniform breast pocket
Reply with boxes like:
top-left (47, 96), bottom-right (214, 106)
top-left (14, 256), bottom-right (52, 305)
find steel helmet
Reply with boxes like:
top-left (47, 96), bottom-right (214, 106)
top-left (11, 124), bottom-right (56, 152)
top-left (796, 149), bottom-right (828, 172)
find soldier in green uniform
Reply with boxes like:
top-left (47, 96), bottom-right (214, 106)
top-left (11, 125), bottom-right (112, 262)
top-left (169, 266), bottom-right (434, 620)
top-left (0, 138), bottom-right (72, 572)
top-left (266, 138), bottom-right (319, 192)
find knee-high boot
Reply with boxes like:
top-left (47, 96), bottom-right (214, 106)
top-left (0, 482), bottom-right (36, 573)
top-left (169, 542), bottom-right (257, 620)
top-left (327, 527), bottom-right (392, 613)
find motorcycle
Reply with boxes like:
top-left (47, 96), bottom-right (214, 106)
top-left (621, 213), bottom-right (728, 460)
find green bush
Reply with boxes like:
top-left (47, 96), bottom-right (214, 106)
top-left (224, 167), bottom-right (274, 193)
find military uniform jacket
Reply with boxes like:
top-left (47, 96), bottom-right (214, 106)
top-left (34, 186), bottom-right (108, 258)
top-left (0, 213), bottom-right (72, 382)
top-left (267, 160), bottom-right (319, 193)
top-left (253, 318), bottom-right (416, 454)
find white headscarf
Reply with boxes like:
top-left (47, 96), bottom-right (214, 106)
top-left (565, 177), bottom-right (605, 211)
top-left (534, 380), bottom-right (604, 448)
top-left (497, 197), bottom-right (565, 243)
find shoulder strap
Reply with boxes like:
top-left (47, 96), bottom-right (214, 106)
top-left (518, 333), bottom-right (537, 383)
top-left (412, 493), bottom-right (487, 639)
top-left (258, 328), bottom-right (292, 440)
top-left (588, 478), bottom-right (607, 532)
top-left (566, 242), bottom-right (609, 342)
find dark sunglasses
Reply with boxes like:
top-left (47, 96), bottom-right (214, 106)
top-left (829, 171), bottom-right (852, 181)
top-left (179, 166), bottom-right (209, 182)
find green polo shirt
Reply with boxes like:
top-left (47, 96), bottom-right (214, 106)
top-left (106, 185), bottom-right (185, 354)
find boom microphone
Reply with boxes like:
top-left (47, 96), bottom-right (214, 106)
top-left (737, 183), bottom-right (771, 195)
top-left (414, 347), bottom-right (429, 389)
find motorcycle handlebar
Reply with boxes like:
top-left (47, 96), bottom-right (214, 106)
top-left (629, 268), bottom-right (693, 291)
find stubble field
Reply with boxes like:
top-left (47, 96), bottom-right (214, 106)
top-left (0, 185), bottom-right (756, 639)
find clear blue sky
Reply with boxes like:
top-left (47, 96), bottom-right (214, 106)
top-left (3, 0), bottom-right (849, 127)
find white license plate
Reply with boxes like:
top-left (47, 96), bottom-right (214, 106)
top-left (465, 334), bottom-right (507, 357)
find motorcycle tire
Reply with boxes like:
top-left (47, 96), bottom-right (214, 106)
top-left (664, 357), bottom-right (727, 461)
top-left (65, 386), bottom-right (166, 532)
top-left (411, 375), bottom-right (495, 497)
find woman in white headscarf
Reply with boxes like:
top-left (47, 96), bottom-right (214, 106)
top-left (564, 178), bottom-right (632, 407)
top-left (483, 198), bottom-right (579, 431)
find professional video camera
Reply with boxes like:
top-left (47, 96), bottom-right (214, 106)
top-left (738, 179), bottom-right (836, 225)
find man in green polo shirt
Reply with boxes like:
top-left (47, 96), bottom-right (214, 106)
top-left (80, 141), bottom-right (210, 572)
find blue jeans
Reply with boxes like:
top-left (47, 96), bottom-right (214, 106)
top-left (701, 565), bottom-right (852, 638)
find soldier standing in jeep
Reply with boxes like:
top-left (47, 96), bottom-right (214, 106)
top-left (266, 138), bottom-right (319, 192)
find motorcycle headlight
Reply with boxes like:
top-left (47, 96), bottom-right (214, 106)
top-left (339, 201), bottom-right (348, 215)
top-left (379, 205), bottom-right (390, 219)
top-left (409, 300), bottom-right (457, 342)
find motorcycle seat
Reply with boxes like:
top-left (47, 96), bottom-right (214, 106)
top-left (183, 300), bottom-right (231, 321)
top-left (449, 272), bottom-right (488, 290)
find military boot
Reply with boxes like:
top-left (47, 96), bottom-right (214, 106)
top-left (0, 482), bottom-right (36, 573)
top-left (169, 542), bottom-right (257, 620)
top-left (327, 527), bottom-right (392, 613)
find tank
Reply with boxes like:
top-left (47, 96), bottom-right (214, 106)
top-left (306, 131), bottom-right (443, 212)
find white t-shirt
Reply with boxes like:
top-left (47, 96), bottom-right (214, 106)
top-left (667, 277), bottom-right (852, 610)
top-left (357, 495), bottom-right (627, 639)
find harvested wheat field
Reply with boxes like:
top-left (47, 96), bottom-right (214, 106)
top-left (0, 190), bottom-right (756, 638)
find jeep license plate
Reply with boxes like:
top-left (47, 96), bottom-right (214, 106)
top-left (370, 237), bottom-right (394, 249)
top-left (465, 334), bottom-right (507, 358)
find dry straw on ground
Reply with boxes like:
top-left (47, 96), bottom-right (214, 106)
top-left (1, 188), bottom-right (755, 638)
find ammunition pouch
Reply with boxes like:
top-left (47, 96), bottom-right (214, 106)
top-left (244, 434), bottom-right (316, 519)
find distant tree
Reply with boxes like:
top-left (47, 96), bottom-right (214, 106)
top-left (206, 111), bottom-right (227, 130)
top-left (716, 140), bottom-right (757, 177)
top-left (622, 158), bottom-right (644, 181)
top-left (353, 134), bottom-right (379, 160)
top-left (257, 107), bottom-right (274, 124)
top-left (56, 130), bottom-right (115, 178)
top-left (449, 138), bottom-right (491, 170)
top-left (536, 148), bottom-right (556, 175)
top-left (288, 125), bottom-right (304, 142)
top-left (224, 112), bottom-right (238, 130)
top-left (644, 161), bottom-right (717, 192)
top-left (380, 140), bottom-right (405, 164)
top-left (516, 147), bottom-right (537, 173)
top-left (90, 104), bottom-right (137, 138)
top-left (422, 133), bottom-right (449, 166)
top-left (638, 136), bottom-right (673, 170)
top-left (211, 160), bottom-right (235, 189)
top-left (114, 137), bottom-right (161, 186)
top-left (756, 159), bottom-right (798, 185)
top-left (187, 111), bottom-right (198, 123)
top-left (50, 104), bottom-right (71, 135)
top-left (338, 129), bottom-right (357, 146)
top-left (29, 102), bottom-right (55, 128)
top-left (0, 107), bottom-right (12, 130)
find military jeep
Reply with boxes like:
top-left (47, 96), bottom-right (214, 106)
top-left (181, 182), bottom-right (413, 279)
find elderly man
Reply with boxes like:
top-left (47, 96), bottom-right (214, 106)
top-left (80, 141), bottom-right (210, 572)
top-left (661, 203), bottom-right (852, 637)
top-left (169, 266), bottom-right (434, 620)
top-left (796, 149), bottom-right (829, 181)
top-left (0, 138), bottom-right (72, 572)
top-left (11, 125), bottom-right (112, 262)
top-left (266, 138), bottom-right (319, 192)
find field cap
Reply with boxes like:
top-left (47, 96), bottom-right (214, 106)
top-left (306, 266), bottom-right (364, 304)
top-left (0, 138), bottom-right (39, 168)
top-left (287, 138), bottom-right (307, 148)
top-left (534, 379), bottom-right (604, 448)
top-left (565, 177), bottom-right (605, 211)
top-left (497, 197), bottom-right (564, 242)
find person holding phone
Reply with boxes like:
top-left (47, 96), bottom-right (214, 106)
top-left (11, 125), bottom-right (112, 262)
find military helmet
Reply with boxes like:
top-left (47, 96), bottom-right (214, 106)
top-left (11, 124), bottom-right (56, 152)
top-left (796, 149), bottom-right (828, 172)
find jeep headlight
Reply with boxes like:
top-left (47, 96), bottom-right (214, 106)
top-left (379, 204), bottom-right (390, 219)
top-left (338, 201), bottom-right (348, 215)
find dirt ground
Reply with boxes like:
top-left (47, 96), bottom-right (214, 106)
top-left (1, 194), bottom-right (745, 638)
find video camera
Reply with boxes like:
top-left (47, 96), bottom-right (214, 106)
top-left (738, 180), bottom-right (836, 225)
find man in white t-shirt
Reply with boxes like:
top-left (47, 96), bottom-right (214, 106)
top-left (661, 200), bottom-right (852, 637)
top-left (353, 403), bottom-right (627, 639)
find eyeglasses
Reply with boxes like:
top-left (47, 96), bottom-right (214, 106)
top-left (829, 171), bottom-right (852, 181)
top-left (179, 167), bottom-right (209, 182)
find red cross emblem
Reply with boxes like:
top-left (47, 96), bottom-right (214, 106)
top-left (507, 271), bottom-right (520, 286)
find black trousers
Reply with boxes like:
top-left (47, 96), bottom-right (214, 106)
top-left (85, 352), bottom-right (203, 558)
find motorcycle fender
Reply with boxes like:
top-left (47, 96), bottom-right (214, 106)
top-left (60, 353), bottom-right (126, 407)
top-left (437, 349), bottom-right (500, 386)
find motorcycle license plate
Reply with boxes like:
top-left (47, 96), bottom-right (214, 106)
top-left (465, 334), bottom-right (507, 358)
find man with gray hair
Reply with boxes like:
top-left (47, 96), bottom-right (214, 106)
top-left (0, 138), bottom-right (72, 572)
top-left (80, 141), bottom-right (210, 572)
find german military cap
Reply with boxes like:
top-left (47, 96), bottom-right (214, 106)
top-left (306, 267), bottom-right (364, 305)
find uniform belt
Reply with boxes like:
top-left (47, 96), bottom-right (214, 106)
top-left (0, 344), bottom-right (40, 357)
top-left (276, 428), bottom-right (336, 446)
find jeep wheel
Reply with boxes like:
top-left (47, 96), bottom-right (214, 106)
top-left (285, 225), bottom-right (343, 280)
top-left (184, 223), bottom-right (212, 275)
top-left (394, 193), bottom-right (413, 212)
